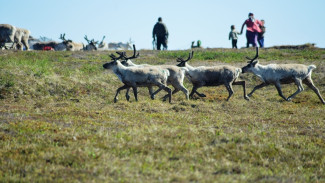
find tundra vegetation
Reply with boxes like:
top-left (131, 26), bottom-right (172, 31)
top-left (0, 48), bottom-right (325, 182)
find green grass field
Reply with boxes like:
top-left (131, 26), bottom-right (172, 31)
top-left (1, 48), bottom-right (325, 182)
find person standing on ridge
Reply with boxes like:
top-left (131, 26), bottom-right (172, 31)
top-left (240, 13), bottom-right (263, 48)
top-left (258, 19), bottom-right (266, 48)
top-left (229, 25), bottom-right (241, 49)
top-left (153, 17), bottom-right (169, 50)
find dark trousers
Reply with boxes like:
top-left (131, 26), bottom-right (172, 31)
top-left (258, 35), bottom-right (264, 48)
top-left (246, 31), bottom-right (258, 47)
top-left (232, 39), bottom-right (238, 49)
top-left (157, 36), bottom-right (167, 50)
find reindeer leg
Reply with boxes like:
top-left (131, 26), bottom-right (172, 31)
top-left (163, 88), bottom-right (179, 101)
top-left (189, 86), bottom-right (199, 98)
top-left (114, 85), bottom-right (130, 103)
top-left (132, 86), bottom-right (138, 102)
top-left (274, 82), bottom-right (287, 101)
top-left (148, 86), bottom-right (154, 100)
top-left (225, 84), bottom-right (234, 101)
top-left (248, 82), bottom-right (269, 97)
top-left (233, 81), bottom-right (249, 101)
top-left (287, 78), bottom-right (304, 101)
top-left (125, 88), bottom-right (130, 101)
top-left (303, 77), bottom-right (325, 104)
top-left (180, 85), bottom-right (189, 100)
top-left (163, 86), bottom-right (172, 103)
top-left (151, 83), bottom-right (172, 103)
top-left (151, 87), bottom-right (163, 99)
top-left (195, 91), bottom-right (206, 97)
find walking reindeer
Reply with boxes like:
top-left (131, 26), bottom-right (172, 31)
top-left (176, 51), bottom-right (249, 101)
top-left (103, 53), bottom-right (172, 103)
top-left (241, 47), bottom-right (325, 104)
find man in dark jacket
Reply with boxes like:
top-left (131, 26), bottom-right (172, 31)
top-left (152, 17), bottom-right (169, 50)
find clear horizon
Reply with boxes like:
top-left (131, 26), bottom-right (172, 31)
top-left (1, 0), bottom-right (325, 50)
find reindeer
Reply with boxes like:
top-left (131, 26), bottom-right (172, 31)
top-left (97, 36), bottom-right (108, 51)
top-left (116, 45), bottom-right (189, 101)
top-left (176, 51), bottom-right (249, 101)
top-left (84, 35), bottom-right (98, 51)
top-left (108, 38), bottom-right (133, 50)
top-left (0, 24), bottom-right (16, 49)
top-left (241, 47), bottom-right (325, 104)
top-left (13, 27), bottom-right (31, 50)
top-left (103, 53), bottom-right (172, 103)
top-left (59, 33), bottom-right (84, 51)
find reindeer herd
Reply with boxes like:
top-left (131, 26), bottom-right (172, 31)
top-left (0, 24), bottom-right (132, 51)
top-left (103, 45), bottom-right (325, 105)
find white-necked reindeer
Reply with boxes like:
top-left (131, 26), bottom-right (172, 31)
top-left (103, 53), bottom-right (172, 103)
top-left (116, 45), bottom-right (189, 101)
top-left (176, 51), bottom-right (249, 101)
top-left (241, 47), bottom-right (325, 104)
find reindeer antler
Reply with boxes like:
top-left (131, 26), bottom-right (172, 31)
top-left (123, 44), bottom-right (139, 59)
top-left (116, 51), bottom-right (126, 57)
top-left (101, 36), bottom-right (106, 42)
top-left (59, 33), bottom-right (66, 41)
top-left (246, 47), bottom-right (259, 63)
top-left (84, 35), bottom-right (90, 43)
top-left (109, 53), bottom-right (125, 61)
top-left (177, 51), bottom-right (194, 62)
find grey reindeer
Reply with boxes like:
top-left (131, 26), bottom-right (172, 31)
top-left (176, 51), bottom-right (249, 101)
top-left (241, 47), bottom-right (325, 104)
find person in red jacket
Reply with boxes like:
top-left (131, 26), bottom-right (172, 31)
top-left (240, 13), bottom-right (263, 48)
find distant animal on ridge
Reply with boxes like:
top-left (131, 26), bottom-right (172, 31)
top-left (59, 33), bottom-right (84, 51)
top-left (0, 24), bottom-right (16, 49)
top-left (13, 27), bottom-right (31, 50)
top-left (84, 35), bottom-right (98, 51)
top-left (97, 36), bottom-right (108, 51)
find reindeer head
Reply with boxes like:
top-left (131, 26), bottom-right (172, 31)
top-left (59, 33), bottom-right (75, 50)
top-left (176, 51), bottom-right (194, 67)
top-left (241, 47), bottom-right (259, 73)
top-left (84, 35), bottom-right (98, 50)
top-left (116, 44), bottom-right (139, 66)
top-left (59, 33), bottom-right (72, 44)
top-left (103, 53), bottom-right (124, 69)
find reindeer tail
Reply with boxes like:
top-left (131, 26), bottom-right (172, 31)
top-left (307, 65), bottom-right (316, 77)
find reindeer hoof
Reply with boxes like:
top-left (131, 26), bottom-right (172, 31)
top-left (287, 98), bottom-right (292, 101)
top-left (126, 95), bottom-right (130, 101)
top-left (150, 95), bottom-right (155, 100)
top-left (198, 93), bottom-right (206, 97)
top-left (245, 96), bottom-right (250, 101)
top-left (114, 98), bottom-right (118, 103)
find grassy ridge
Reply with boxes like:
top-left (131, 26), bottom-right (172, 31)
top-left (0, 49), bottom-right (325, 182)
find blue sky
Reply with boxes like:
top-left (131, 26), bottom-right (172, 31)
top-left (1, 0), bottom-right (325, 50)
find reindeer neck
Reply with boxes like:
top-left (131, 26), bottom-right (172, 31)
top-left (185, 63), bottom-right (196, 71)
top-left (114, 61), bottom-right (128, 72)
top-left (251, 63), bottom-right (268, 75)
top-left (126, 59), bottom-right (137, 66)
